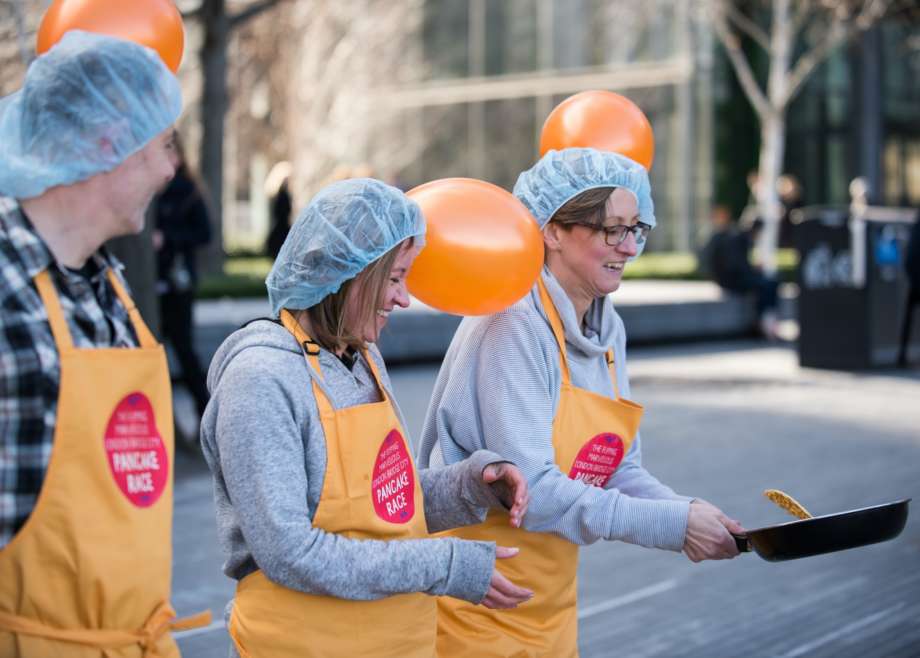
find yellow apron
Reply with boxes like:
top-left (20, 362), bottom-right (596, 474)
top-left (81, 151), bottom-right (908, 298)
top-left (228, 310), bottom-right (437, 657)
top-left (436, 279), bottom-right (644, 658)
top-left (0, 269), bottom-right (210, 657)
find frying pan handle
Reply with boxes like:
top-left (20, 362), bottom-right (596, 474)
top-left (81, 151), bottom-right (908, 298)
top-left (732, 533), bottom-right (751, 553)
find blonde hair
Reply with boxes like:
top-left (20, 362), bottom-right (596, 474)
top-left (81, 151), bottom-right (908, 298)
top-left (298, 239), bottom-right (411, 352)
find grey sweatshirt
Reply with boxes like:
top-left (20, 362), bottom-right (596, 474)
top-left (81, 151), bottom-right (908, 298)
top-left (418, 267), bottom-right (691, 551)
top-left (200, 319), bottom-right (508, 611)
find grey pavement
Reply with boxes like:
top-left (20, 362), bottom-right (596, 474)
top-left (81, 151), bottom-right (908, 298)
top-left (170, 339), bottom-right (920, 658)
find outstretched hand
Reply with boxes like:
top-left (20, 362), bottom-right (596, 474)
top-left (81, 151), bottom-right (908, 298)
top-left (480, 546), bottom-right (533, 609)
top-left (482, 462), bottom-right (530, 528)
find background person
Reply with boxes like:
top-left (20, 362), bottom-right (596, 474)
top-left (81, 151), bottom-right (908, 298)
top-left (153, 133), bottom-right (212, 423)
top-left (701, 204), bottom-right (781, 340)
top-left (264, 161), bottom-right (292, 260)
top-left (776, 174), bottom-right (803, 248)
top-left (200, 178), bottom-right (533, 657)
top-left (418, 149), bottom-right (743, 657)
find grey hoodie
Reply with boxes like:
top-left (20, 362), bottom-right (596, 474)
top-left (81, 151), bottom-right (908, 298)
top-left (200, 319), bottom-right (508, 611)
top-left (418, 268), bottom-right (691, 550)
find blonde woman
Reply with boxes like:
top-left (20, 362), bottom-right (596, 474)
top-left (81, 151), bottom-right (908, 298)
top-left (201, 178), bottom-right (531, 657)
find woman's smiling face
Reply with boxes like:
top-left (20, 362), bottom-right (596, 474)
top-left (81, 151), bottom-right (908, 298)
top-left (347, 240), bottom-right (421, 344)
top-left (548, 188), bottom-right (641, 300)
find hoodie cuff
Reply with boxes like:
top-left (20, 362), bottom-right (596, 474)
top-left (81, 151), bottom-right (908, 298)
top-left (607, 496), bottom-right (690, 552)
top-left (460, 449), bottom-right (512, 511)
top-left (443, 538), bottom-right (496, 603)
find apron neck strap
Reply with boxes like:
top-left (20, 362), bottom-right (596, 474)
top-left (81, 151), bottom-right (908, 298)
top-left (34, 269), bottom-right (73, 350)
top-left (280, 309), bottom-right (324, 382)
top-left (536, 277), bottom-right (620, 398)
top-left (361, 346), bottom-right (390, 398)
top-left (105, 269), bottom-right (157, 348)
top-left (605, 349), bottom-right (620, 399)
top-left (536, 277), bottom-right (572, 386)
top-left (32, 268), bottom-right (156, 351)
top-left (279, 309), bottom-right (390, 402)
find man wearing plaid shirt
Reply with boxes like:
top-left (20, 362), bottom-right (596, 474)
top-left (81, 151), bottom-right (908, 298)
top-left (0, 34), bottom-right (180, 548)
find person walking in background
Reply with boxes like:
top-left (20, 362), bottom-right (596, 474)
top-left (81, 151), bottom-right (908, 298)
top-left (418, 149), bottom-right (743, 657)
top-left (738, 170), bottom-right (762, 230)
top-left (701, 205), bottom-right (780, 340)
top-left (739, 172), bottom-right (802, 249)
top-left (776, 174), bottom-right (803, 248)
top-left (153, 134), bottom-right (213, 421)
top-left (264, 161), bottom-right (292, 260)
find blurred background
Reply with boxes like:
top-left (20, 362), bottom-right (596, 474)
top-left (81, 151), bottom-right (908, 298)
top-left (4, 0), bottom-right (919, 442)
top-left (3, 0), bottom-right (917, 280)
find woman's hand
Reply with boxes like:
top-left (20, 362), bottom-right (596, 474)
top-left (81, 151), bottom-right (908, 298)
top-left (481, 462), bottom-right (530, 527)
top-left (480, 547), bottom-right (533, 609)
top-left (683, 499), bottom-right (745, 562)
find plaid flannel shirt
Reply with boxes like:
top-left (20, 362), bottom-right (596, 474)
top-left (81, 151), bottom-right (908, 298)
top-left (0, 196), bottom-right (138, 547)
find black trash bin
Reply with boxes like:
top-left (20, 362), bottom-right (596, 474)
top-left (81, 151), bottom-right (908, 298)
top-left (795, 205), bottom-right (918, 369)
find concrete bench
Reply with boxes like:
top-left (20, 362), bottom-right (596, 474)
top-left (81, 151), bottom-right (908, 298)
top-left (613, 280), bottom-right (758, 347)
top-left (191, 281), bottom-right (760, 366)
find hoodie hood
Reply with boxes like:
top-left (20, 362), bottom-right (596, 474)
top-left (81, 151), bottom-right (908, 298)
top-left (534, 266), bottom-right (620, 361)
top-left (207, 319), bottom-right (304, 395)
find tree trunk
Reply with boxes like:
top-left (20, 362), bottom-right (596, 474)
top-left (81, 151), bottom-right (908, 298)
top-left (756, 0), bottom-right (792, 277)
top-left (11, 0), bottom-right (32, 66)
top-left (756, 113), bottom-right (785, 276)
top-left (199, 0), bottom-right (229, 275)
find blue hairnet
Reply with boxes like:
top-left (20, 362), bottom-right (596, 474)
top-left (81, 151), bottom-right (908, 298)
top-left (267, 178), bottom-right (426, 316)
top-left (0, 31), bottom-right (182, 199)
top-left (513, 148), bottom-right (656, 256)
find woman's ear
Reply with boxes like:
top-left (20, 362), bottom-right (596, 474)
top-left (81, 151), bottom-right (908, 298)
top-left (543, 222), bottom-right (563, 253)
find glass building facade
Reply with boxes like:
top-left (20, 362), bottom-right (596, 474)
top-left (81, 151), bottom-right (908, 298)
top-left (397, 1), bottom-right (918, 252)
top-left (398, 0), bottom-right (711, 252)
top-left (785, 19), bottom-right (920, 208)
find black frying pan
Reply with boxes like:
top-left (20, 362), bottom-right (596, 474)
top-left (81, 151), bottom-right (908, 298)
top-left (733, 498), bottom-right (910, 562)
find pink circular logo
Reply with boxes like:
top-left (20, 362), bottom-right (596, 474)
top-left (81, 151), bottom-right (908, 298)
top-left (567, 433), bottom-right (625, 487)
top-left (371, 429), bottom-right (416, 524)
top-left (103, 392), bottom-right (169, 507)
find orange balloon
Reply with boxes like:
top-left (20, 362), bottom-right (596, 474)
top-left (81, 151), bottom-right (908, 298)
top-left (407, 179), bottom-right (544, 316)
top-left (37, 0), bottom-right (185, 73)
top-left (539, 90), bottom-right (655, 170)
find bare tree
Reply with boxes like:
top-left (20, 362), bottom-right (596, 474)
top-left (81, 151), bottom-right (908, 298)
top-left (703, 0), bottom-right (890, 275)
top-left (284, 0), bottom-right (429, 199)
top-left (182, 0), bottom-right (288, 270)
top-left (1, 0), bottom-right (46, 94)
top-left (9, 0), bottom-right (34, 66)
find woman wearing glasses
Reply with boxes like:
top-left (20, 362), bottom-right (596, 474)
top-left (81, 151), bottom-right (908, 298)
top-left (417, 148), bottom-right (744, 657)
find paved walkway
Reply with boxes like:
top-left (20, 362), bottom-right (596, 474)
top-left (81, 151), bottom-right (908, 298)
top-left (171, 341), bottom-right (920, 657)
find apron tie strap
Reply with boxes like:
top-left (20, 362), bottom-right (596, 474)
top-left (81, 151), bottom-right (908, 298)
top-left (0, 602), bottom-right (212, 655)
top-left (169, 609), bottom-right (213, 632)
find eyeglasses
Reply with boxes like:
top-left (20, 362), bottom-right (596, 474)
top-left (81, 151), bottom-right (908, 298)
top-left (560, 221), bottom-right (651, 247)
